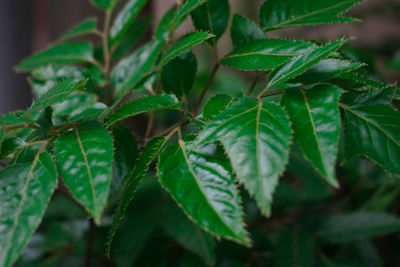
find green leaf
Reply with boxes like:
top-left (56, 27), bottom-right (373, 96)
top-left (107, 137), bottom-right (167, 256)
top-left (221, 39), bottom-right (315, 71)
top-left (59, 18), bottom-right (98, 41)
top-left (231, 14), bottom-right (266, 49)
top-left (28, 78), bottom-right (86, 114)
top-left (110, 0), bottom-right (148, 43)
top-left (0, 152), bottom-right (58, 267)
top-left (291, 58), bottom-right (362, 84)
top-left (107, 94), bottom-right (182, 126)
top-left (267, 39), bottom-right (347, 88)
top-left (159, 32), bottom-right (214, 67)
top-left (111, 40), bottom-right (163, 94)
top-left (160, 199), bottom-right (215, 265)
top-left (32, 64), bottom-right (87, 81)
top-left (202, 94), bottom-right (237, 121)
top-left (0, 124), bottom-right (4, 152)
top-left (191, 0), bottom-right (230, 43)
top-left (341, 87), bottom-right (400, 176)
top-left (155, 5), bottom-right (180, 41)
top-left (158, 140), bottom-right (250, 245)
top-left (17, 42), bottom-right (95, 72)
top-left (168, 0), bottom-right (208, 29)
top-left (90, 0), bottom-right (121, 10)
top-left (51, 92), bottom-right (97, 118)
top-left (319, 212), bottom-right (400, 243)
top-left (281, 85), bottom-right (342, 187)
top-left (197, 98), bottom-right (292, 215)
top-left (67, 102), bottom-right (109, 123)
top-left (54, 121), bottom-right (113, 224)
top-left (112, 125), bottom-right (138, 193)
top-left (161, 51), bottom-right (197, 98)
top-left (260, 0), bottom-right (363, 31)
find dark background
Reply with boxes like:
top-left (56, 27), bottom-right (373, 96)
top-left (1, 0), bottom-right (399, 115)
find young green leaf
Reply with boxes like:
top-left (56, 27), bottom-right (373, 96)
top-left (111, 40), bottom-right (163, 94)
top-left (197, 98), bottom-right (292, 215)
top-left (17, 42), bottom-right (95, 72)
top-left (341, 86), bottom-right (400, 176)
top-left (281, 85), bottom-right (342, 187)
top-left (107, 137), bottom-right (167, 256)
top-left (319, 212), bottom-right (400, 243)
top-left (167, 0), bottom-right (208, 29)
top-left (231, 14), bottom-right (266, 49)
top-left (161, 51), bottom-right (197, 98)
top-left (159, 32), bottom-right (214, 67)
top-left (267, 39), bottom-right (347, 89)
top-left (90, 0), bottom-right (121, 11)
top-left (54, 121), bottom-right (113, 224)
top-left (160, 199), bottom-right (215, 266)
top-left (28, 78), bottom-right (86, 114)
top-left (59, 18), bottom-right (98, 41)
top-left (110, 0), bottom-right (148, 43)
top-left (260, 0), bottom-right (363, 31)
top-left (221, 39), bottom-right (315, 71)
top-left (32, 64), bottom-right (87, 81)
top-left (191, 0), bottom-right (230, 44)
top-left (158, 140), bottom-right (250, 245)
top-left (107, 94), bottom-right (182, 126)
top-left (0, 152), bottom-right (58, 267)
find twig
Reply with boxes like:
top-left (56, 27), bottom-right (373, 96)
top-left (145, 111), bottom-right (156, 142)
top-left (260, 89), bottom-right (286, 98)
top-left (85, 219), bottom-right (95, 267)
top-left (193, 62), bottom-right (220, 115)
top-left (247, 73), bottom-right (262, 96)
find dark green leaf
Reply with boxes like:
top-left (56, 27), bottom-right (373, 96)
top-left (231, 14), bottom-right (266, 49)
top-left (319, 212), bottom-right (400, 243)
top-left (59, 18), bottom-right (98, 41)
top-left (161, 51), bottom-right (197, 98)
top-left (107, 94), bottom-right (182, 126)
top-left (260, 0), bottom-right (363, 31)
top-left (110, 0), bottom-right (148, 43)
top-left (168, 0), bottom-right (208, 29)
top-left (159, 32), bottom-right (214, 67)
top-left (221, 39), bottom-right (315, 71)
top-left (202, 94), bottom-right (237, 121)
top-left (54, 121), bottom-right (113, 224)
top-left (191, 0), bottom-right (230, 43)
top-left (197, 98), bottom-right (291, 215)
top-left (158, 140), bottom-right (250, 245)
top-left (17, 42), bottom-right (95, 72)
top-left (281, 85), bottom-right (342, 186)
top-left (341, 86), bottom-right (400, 176)
top-left (90, 0), bottom-right (120, 10)
top-left (111, 40), bottom-right (163, 94)
top-left (0, 152), bottom-right (58, 267)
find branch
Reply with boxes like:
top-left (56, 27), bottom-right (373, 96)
top-left (193, 62), bottom-right (220, 115)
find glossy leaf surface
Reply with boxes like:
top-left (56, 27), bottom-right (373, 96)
top-left (221, 39), bottom-right (315, 71)
top-left (55, 121), bottom-right (113, 224)
top-left (32, 64), bottom-right (87, 81)
top-left (281, 85), bottom-right (342, 186)
top-left (158, 140), bottom-right (250, 245)
top-left (197, 98), bottom-right (291, 215)
top-left (231, 14), bottom-right (266, 49)
top-left (17, 42), bottom-right (95, 71)
top-left (260, 0), bottom-right (362, 31)
top-left (168, 0), bottom-right (207, 29)
top-left (202, 94), bottom-right (236, 121)
top-left (107, 94), bottom-right (182, 126)
top-left (0, 152), bottom-right (57, 267)
top-left (60, 18), bottom-right (97, 41)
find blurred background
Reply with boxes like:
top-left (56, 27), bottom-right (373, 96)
top-left (1, 0), bottom-right (399, 115)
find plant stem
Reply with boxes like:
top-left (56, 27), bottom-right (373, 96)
top-left (145, 111), bottom-right (156, 142)
top-left (247, 73), bottom-right (262, 96)
top-left (4, 123), bottom-right (40, 131)
top-left (85, 219), bottom-right (95, 267)
top-left (260, 89), bottom-right (286, 98)
top-left (102, 10), bottom-right (112, 104)
top-left (193, 62), bottom-right (220, 115)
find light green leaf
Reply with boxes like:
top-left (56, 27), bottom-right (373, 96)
top-left (168, 0), bottom-right (208, 29)
top-left (17, 42), bottom-right (95, 72)
top-left (54, 121), bottom-right (113, 224)
top-left (159, 32), bottom-right (214, 67)
top-left (59, 18), bottom-right (98, 41)
top-left (107, 137), bottom-right (167, 256)
top-left (28, 78), bottom-right (86, 114)
top-left (221, 39), bottom-right (315, 71)
top-left (161, 51), bottom-right (197, 98)
top-left (267, 39), bottom-right (347, 88)
top-left (52, 92), bottom-right (97, 117)
top-left (0, 152), bottom-right (58, 267)
top-left (202, 94), bottom-right (237, 121)
top-left (191, 0), bottom-right (230, 43)
top-left (107, 94), bottom-right (182, 126)
top-left (110, 0), bottom-right (148, 43)
top-left (197, 98), bottom-right (292, 215)
top-left (231, 14), bottom-right (266, 49)
top-left (260, 0), bottom-right (363, 31)
top-left (160, 199), bottom-right (215, 265)
top-left (32, 64), bottom-right (87, 81)
top-left (341, 86), bottom-right (400, 176)
top-left (281, 85), bottom-right (342, 187)
top-left (158, 140), bottom-right (250, 245)
top-left (319, 212), bottom-right (400, 243)
top-left (111, 40), bottom-right (163, 94)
